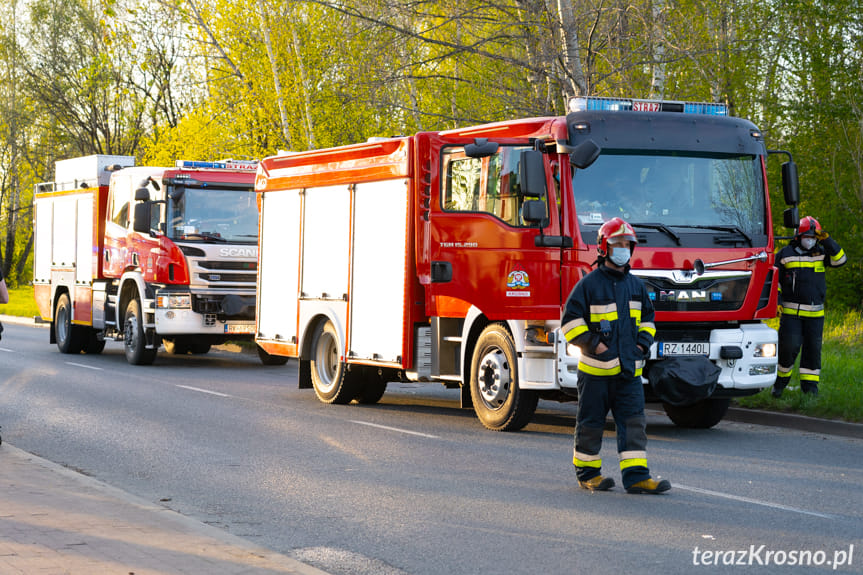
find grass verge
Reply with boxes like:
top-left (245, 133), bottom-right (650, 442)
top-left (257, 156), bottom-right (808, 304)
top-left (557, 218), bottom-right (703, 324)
top-left (2, 285), bottom-right (41, 319)
top-left (736, 308), bottom-right (863, 423)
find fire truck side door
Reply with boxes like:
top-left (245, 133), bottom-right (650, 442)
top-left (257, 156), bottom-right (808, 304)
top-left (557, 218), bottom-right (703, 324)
top-left (428, 143), bottom-right (562, 320)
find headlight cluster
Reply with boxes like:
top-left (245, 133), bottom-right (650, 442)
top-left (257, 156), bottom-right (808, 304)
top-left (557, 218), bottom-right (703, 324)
top-left (157, 293), bottom-right (191, 309)
top-left (753, 343), bottom-right (777, 358)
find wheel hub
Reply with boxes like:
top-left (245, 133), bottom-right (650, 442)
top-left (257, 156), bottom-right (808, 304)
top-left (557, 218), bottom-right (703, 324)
top-left (478, 349), bottom-right (511, 408)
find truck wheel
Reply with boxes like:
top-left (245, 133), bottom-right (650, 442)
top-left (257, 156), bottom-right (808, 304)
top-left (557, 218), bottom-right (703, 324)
top-left (309, 320), bottom-right (357, 404)
top-left (354, 367), bottom-right (388, 404)
top-left (124, 298), bottom-right (157, 365)
top-left (189, 343), bottom-right (211, 354)
top-left (55, 293), bottom-right (85, 354)
top-left (662, 398), bottom-right (731, 429)
top-left (162, 338), bottom-right (190, 355)
top-left (82, 329), bottom-right (106, 354)
top-left (257, 345), bottom-right (289, 365)
top-left (469, 323), bottom-right (538, 431)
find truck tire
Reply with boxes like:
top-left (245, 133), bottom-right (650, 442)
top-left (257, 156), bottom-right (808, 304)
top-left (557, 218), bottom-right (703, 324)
top-left (124, 298), bottom-right (157, 365)
top-left (55, 293), bottom-right (86, 354)
top-left (162, 338), bottom-right (190, 355)
top-left (662, 398), bottom-right (731, 429)
top-left (353, 367), bottom-right (388, 404)
top-left (309, 320), bottom-right (358, 404)
top-left (189, 342), bottom-right (211, 354)
top-left (257, 345), bottom-right (289, 365)
top-left (469, 323), bottom-right (538, 431)
top-left (82, 329), bottom-right (106, 354)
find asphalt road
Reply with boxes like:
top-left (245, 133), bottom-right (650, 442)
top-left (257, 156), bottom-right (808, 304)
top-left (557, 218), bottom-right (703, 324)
top-left (2, 321), bottom-right (862, 574)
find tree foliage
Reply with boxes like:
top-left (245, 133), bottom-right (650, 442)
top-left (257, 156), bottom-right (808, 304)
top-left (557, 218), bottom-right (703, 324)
top-left (0, 0), bottom-right (860, 305)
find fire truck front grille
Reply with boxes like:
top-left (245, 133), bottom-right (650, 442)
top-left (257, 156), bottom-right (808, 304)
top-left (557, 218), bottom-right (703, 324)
top-left (198, 260), bottom-right (258, 272)
top-left (642, 275), bottom-right (751, 312)
top-left (196, 272), bottom-right (257, 283)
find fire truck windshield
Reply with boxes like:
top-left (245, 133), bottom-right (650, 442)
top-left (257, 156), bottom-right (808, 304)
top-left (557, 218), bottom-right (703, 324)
top-left (167, 187), bottom-right (258, 244)
top-left (572, 151), bottom-right (766, 245)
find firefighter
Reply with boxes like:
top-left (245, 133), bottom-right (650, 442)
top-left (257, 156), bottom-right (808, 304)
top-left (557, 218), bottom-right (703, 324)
top-left (773, 216), bottom-right (846, 397)
top-left (561, 217), bottom-right (670, 494)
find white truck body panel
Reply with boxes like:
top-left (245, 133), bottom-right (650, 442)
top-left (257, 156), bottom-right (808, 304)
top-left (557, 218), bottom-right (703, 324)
top-left (348, 179), bottom-right (409, 363)
top-left (257, 191), bottom-right (301, 345)
top-left (257, 178), bottom-right (411, 365)
top-left (55, 154), bottom-right (134, 190)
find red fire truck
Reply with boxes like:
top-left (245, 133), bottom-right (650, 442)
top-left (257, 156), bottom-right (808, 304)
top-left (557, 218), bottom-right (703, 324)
top-left (254, 96), bottom-right (800, 430)
top-left (34, 155), bottom-right (286, 365)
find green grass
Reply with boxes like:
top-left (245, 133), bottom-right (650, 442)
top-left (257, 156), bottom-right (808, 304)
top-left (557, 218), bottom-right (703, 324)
top-left (2, 285), bottom-right (41, 319)
top-left (736, 309), bottom-right (863, 423)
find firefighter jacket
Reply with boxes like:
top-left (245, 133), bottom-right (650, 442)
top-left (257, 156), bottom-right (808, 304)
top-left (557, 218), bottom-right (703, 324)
top-left (777, 237), bottom-right (846, 317)
top-left (562, 263), bottom-right (656, 378)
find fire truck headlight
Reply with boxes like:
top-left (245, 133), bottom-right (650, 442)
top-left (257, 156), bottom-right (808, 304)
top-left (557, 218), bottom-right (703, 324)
top-left (157, 294), bottom-right (191, 309)
top-left (753, 343), bottom-right (776, 358)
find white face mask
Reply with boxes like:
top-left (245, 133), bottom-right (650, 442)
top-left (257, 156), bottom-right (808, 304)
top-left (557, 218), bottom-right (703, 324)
top-left (609, 246), bottom-right (631, 266)
top-left (801, 237), bottom-right (817, 250)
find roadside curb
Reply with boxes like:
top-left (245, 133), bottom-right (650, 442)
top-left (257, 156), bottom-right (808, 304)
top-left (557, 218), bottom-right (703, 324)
top-left (725, 407), bottom-right (863, 439)
top-left (0, 313), bottom-right (49, 328)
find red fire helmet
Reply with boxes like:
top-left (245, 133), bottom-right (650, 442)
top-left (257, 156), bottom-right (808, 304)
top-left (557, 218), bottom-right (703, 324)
top-left (597, 217), bottom-right (638, 257)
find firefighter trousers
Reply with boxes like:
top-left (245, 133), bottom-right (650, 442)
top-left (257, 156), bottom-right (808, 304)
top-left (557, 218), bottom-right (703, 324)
top-left (776, 314), bottom-right (824, 393)
top-left (573, 372), bottom-right (650, 489)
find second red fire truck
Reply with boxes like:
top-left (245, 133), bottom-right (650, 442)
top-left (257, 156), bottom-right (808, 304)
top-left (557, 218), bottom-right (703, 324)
top-left (34, 155), bottom-right (287, 365)
top-left (253, 96), bottom-right (801, 430)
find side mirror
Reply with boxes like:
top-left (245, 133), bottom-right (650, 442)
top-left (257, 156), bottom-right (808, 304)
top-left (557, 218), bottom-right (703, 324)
top-left (464, 138), bottom-right (499, 158)
top-left (135, 187), bottom-right (150, 201)
top-left (522, 199), bottom-right (547, 226)
top-left (519, 150), bottom-right (546, 198)
top-left (133, 202), bottom-right (151, 233)
top-left (570, 139), bottom-right (601, 169)
top-left (781, 161), bottom-right (799, 205)
top-left (783, 206), bottom-right (799, 229)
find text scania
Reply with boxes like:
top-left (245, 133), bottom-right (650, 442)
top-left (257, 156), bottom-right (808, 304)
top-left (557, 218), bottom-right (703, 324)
top-left (692, 544), bottom-right (854, 569)
top-left (219, 247), bottom-right (257, 258)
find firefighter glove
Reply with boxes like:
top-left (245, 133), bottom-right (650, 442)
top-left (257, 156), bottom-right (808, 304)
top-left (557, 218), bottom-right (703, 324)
top-left (815, 229), bottom-right (829, 241)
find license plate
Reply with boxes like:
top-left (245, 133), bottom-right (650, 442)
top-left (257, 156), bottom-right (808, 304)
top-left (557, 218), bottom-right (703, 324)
top-left (224, 323), bottom-right (254, 334)
top-left (658, 342), bottom-right (709, 357)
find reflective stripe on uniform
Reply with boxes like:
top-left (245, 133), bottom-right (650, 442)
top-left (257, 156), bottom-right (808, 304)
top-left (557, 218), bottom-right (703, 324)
top-left (639, 321), bottom-right (656, 337)
top-left (562, 318), bottom-right (588, 341)
top-left (782, 254), bottom-right (826, 272)
top-left (589, 302), bottom-right (618, 323)
top-left (634, 359), bottom-right (644, 378)
top-left (777, 364), bottom-right (794, 377)
top-left (629, 300), bottom-right (642, 324)
top-left (780, 302), bottom-right (825, 317)
top-left (578, 354), bottom-right (621, 376)
top-left (799, 367), bottom-right (820, 382)
top-left (574, 450), bottom-right (602, 468)
top-left (831, 249), bottom-right (847, 266)
top-left (620, 450), bottom-right (648, 470)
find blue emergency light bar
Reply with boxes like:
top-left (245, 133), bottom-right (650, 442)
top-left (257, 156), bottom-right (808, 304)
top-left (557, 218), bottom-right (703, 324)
top-left (175, 160), bottom-right (258, 171)
top-left (569, 96), bottom-right (729, 116)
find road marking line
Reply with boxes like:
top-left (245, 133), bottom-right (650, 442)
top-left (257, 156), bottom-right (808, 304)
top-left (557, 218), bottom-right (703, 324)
top-left (175, 384), bottom-right (232, 398)
top-left (675, 483), bottom-right (836, 519)
top-left (350, 420), bottom-right (440, 439)
top-left (65, 362), bottom-right (103, 371)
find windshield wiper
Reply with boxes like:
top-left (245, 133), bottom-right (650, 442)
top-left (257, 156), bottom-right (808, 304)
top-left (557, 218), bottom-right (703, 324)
top-left (673, 224), bottom-right (752, 246)
top-left (630, 222), bottom-right (681, 245)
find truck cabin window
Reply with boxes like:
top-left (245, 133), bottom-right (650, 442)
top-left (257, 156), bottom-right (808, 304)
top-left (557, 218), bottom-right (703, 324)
top-left (572, 152), bottom-right (766, 243)
top-left (167, 188), bottom-right (259, 244)
top-left (442, 145), bottom-right (539, 227)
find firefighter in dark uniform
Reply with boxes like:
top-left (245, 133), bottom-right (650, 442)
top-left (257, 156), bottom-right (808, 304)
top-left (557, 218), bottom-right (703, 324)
top-left (773, 216), bottom-right (846, 397)
top-left (561, 217), bottom-right (670, 494)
